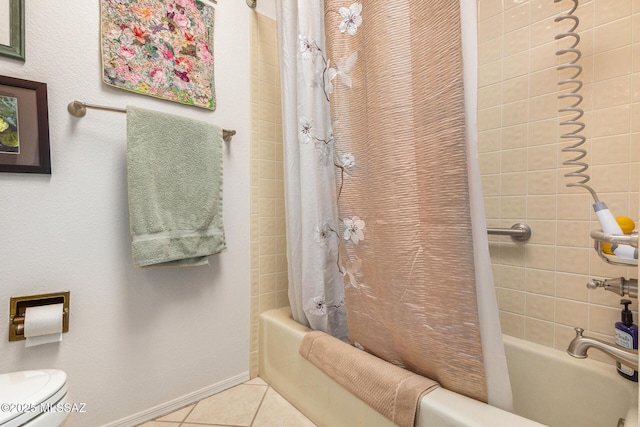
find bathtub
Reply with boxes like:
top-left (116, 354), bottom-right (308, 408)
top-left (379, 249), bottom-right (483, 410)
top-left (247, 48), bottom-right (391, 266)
top-left (259, 307), bottom-right (639, 427)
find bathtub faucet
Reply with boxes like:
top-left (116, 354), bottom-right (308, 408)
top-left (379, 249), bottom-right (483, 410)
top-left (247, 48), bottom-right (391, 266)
top-left (567, 327), bottom-right (638, 370)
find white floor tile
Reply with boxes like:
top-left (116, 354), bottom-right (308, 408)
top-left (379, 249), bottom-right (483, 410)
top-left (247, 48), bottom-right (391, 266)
top-left (148, 378), bottom-right (315, 427)
top-left (155, 404), bottom-right (195, 422)
top-left (138, 422), bottom-right (180, 427)
top-left (253, 388), bottom-right (317, 427)
top-left (245, 376), bottom-right (269, 386)
top-left (184, 384), bottom-right (268, 426)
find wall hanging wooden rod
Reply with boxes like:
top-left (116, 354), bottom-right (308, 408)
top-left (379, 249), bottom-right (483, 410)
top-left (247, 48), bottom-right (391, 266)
top-left (67, 100), bottom-right (237, 142)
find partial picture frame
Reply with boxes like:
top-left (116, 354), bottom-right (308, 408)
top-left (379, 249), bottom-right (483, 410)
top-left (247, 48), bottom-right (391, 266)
top-left (0, 75), bottom-right (50, 174)
top-left (0, 0), bottom-right (25, 61)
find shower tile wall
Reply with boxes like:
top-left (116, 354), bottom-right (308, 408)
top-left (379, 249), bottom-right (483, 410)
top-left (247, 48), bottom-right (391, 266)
top-left (250, 13), bottom-right (288, 378)
top-left (478, 0), bottom-right (640, 363)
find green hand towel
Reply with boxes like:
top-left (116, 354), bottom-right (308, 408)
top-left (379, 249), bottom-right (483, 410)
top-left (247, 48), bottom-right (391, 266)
top-left (126, 106), bottom-right (226, 267)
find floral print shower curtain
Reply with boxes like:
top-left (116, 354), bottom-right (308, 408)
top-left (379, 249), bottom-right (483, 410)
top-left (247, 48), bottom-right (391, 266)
top-left (276, 0), bottom-right (348, 340)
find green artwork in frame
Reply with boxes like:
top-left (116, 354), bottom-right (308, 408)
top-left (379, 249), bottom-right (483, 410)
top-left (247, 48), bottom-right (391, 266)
top-left (0, 94), bottom-right (19, 154)
top-left (0, 75), bottom-right (51, 174)
top-left (0, 0), bottom-right (25, 61)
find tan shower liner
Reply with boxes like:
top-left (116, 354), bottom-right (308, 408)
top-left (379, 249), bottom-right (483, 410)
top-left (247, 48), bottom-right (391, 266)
top-left (324, 0), bottom-right (488, 403)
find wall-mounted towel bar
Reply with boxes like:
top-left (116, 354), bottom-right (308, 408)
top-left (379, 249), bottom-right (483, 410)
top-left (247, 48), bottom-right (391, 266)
top-left (67, 100), bottom-right (237, 142)
top-left (487, 223), bottom-right (531, 243)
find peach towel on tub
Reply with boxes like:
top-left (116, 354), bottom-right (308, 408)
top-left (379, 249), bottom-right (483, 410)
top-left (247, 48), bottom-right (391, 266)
top-left (299, 330), bottom-right (439, 427)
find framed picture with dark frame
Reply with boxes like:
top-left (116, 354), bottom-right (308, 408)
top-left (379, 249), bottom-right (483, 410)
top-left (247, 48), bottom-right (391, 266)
top-left (0, 75), bottom-right (50, 174)
top-left (0, 0), bottom-right (25, 60)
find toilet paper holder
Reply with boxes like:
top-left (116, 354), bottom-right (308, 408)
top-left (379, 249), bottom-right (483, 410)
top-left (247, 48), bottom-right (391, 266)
top-left (9, 292), bottom-right (70, 342)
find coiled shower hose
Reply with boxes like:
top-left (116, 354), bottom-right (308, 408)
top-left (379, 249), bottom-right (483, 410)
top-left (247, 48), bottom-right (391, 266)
top-left (555, 0), bottom-right (637, 259)
top-left (555, 0), bottom-right (597, 202)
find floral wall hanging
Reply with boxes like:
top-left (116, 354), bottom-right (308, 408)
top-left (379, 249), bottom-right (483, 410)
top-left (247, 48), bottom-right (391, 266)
top-left (101, 0), bottom-right (216, 110)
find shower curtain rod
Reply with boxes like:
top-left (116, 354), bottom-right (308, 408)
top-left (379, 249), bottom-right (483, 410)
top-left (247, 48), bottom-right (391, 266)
top-left (67, 100), bottom-right (237, 142)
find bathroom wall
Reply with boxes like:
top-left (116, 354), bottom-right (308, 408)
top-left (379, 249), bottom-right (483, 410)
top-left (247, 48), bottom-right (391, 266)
top-left (477, 0), bottom-right (640, 363)
top-left (0, 1), bottom-right (256, 426)
top-left (249, 11), bottom-right (288, 379)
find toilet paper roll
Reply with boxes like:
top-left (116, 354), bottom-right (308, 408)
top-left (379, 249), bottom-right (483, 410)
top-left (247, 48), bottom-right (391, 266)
top-left (24, 303), bottom-right (64, 348)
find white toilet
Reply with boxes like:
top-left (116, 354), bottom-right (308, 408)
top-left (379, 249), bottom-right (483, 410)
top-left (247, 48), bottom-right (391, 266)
top-left (0, 370), bottom-right (69, 427)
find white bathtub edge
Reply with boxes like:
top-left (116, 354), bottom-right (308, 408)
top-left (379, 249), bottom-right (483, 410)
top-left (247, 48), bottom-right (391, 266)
top-left (418, 388), bottom-right (544, 427)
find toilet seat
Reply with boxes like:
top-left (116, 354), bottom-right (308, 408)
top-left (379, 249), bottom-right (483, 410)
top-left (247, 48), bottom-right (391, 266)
top-left (0, 370), bottom-right (68, 427)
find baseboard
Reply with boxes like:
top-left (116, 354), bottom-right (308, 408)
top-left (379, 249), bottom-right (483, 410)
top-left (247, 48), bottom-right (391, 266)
top-left (100, 372), bottom-right (250, 427)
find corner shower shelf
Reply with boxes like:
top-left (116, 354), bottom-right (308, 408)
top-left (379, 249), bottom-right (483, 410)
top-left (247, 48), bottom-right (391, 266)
top-left (591, 230), bottom-right (638, 267)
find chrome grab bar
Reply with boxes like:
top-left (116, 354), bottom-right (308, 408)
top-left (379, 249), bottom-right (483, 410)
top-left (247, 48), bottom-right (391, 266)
top-left (487, 223), bottom-right (531, 243)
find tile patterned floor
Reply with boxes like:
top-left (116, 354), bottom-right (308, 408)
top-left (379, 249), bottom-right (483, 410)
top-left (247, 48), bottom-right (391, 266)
top-left (138, 377), bottom-right (316, 427)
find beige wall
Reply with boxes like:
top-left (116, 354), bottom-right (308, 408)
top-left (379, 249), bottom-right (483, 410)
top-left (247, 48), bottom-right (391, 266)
top-left (478, 0), bottom-right (640, 363)
top-left (250, 12), bottom-right (289, 378)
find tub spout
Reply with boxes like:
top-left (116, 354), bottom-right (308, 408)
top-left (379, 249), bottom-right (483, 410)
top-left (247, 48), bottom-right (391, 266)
top-left (567, 327), bottom-right (638, 370)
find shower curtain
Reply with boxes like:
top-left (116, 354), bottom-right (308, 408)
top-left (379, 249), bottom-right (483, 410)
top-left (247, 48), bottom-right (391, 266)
top-left (277, 0), bottom-right (512, 409)
top-left (277, 0), bottom-right (348, 340)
